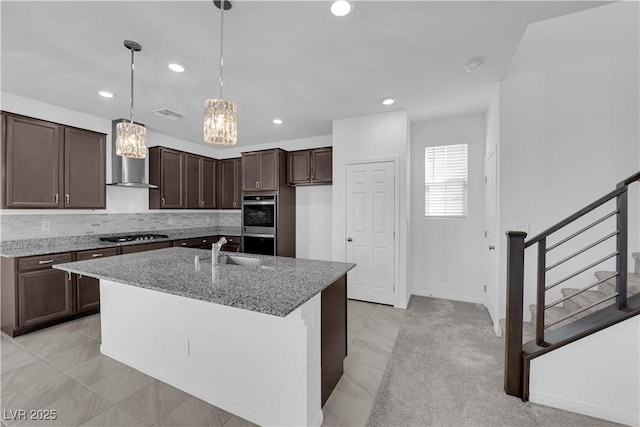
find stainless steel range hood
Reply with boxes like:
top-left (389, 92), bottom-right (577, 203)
top-left (107, 119), bottom-right (158, 189)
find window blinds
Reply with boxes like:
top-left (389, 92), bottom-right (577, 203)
top-left (425, 143), bottom-right (468, 217)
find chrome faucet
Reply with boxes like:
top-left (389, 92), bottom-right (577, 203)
top-left (211, 237), bottom-right (227, 266)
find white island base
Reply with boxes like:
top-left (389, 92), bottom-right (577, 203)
top-left (99, 280), bottom-right (323, 427)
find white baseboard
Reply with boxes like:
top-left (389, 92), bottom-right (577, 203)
top-left (410, 290), bottom-right (485, 305)
top-left (530, 391), bottom-right (640, 427)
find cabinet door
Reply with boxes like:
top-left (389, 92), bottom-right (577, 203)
top-left (242, 153), bottom-right (259, 192)
top-left (161, 149), bottom-right (185, 208)
top-left (258, 150), bottom-right (277, 191)
top-left (201, 158), bottom-right (216, 209)
top-left (235, 158), bottom-right (242, 207)
top-left (288, 151), bottom-right (311, 185)
top-left (17, 269), bottom-right (72, 328)
top-left (75, 247), bottom-right (118, 313)
top-left (64, 128), bottom-right (106, 208)
top-left (220, 158), bottom-right (237, 209)
top-left (185, 154), bottom-right (202, 209)
top-left (311, 148), bottom-right (333, 184)
top-left (4, 114), bottom-right (63, 208)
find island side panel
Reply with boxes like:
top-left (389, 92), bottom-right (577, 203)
top-left (99, 279), bottom-right (323, 427)
top-left (321, 274), bottom-right (347, 406)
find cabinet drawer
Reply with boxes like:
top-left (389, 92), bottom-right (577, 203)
top-left (76, 247), bottom-right (119, 261)
top-left (120, 241), bottom-right (172, 254)
top-left (18, 253), bottom-right (73, 272)
top-left (225, 236), bottom-right (240, 244)
top-left (173, 236), bottom-right (217, 248)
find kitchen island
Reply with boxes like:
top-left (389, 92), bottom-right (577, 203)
top-left (54, 247), bottom-right (354, 427)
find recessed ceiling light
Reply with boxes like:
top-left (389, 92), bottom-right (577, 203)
top-left (331, 0), bottom-right (352, 17)
top-left (381, 97), bottom-right (395, 106)
top-left (168, 63), bottom-right (185, 73)
top-left (273, 119), bottom-right (283, 125)
top-left (98, 91), bottom-right (114, 98)
top-left (466, 57), bottom-right (484, 73)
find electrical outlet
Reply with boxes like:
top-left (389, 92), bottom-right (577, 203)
top-left (41, 221), bottom-right (50, 231)
top-left (184, 339), bottom-right (191, 357)
top-left (441, 272), bottom-right (447, 282)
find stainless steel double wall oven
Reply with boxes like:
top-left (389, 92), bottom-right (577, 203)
top-left (241, 194), bottom-right (276, 256)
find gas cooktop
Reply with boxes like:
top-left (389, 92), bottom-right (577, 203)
top-left (100, 233), bottom-right (169, 243)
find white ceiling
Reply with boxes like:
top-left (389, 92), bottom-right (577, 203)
top-left (1, 1), bottom-right (609, 149)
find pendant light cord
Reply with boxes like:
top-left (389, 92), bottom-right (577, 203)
top-left (130, 47), bottom-right (135, 123)
top-left (219, 0), bottom-right (225, 99)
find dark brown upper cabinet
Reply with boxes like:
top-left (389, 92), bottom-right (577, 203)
top-left (185, 154), bottom-right (217, 209)
top-left (242, 148), bottom-right (286, 192)
top-left (2, 112), bottom-right (106, 209)
top-left (149, 147), bottom-right (219, 210)
top-left (220, 158), bottom-right (242, 209)
top-left (201, 157), bottom-right (217, 209)
top-left (287, 147), bottom-right (332, 186)
top-left (149, 147), bottom-right (185, 209)
top-left (64, 128), bottom-right (106, 208)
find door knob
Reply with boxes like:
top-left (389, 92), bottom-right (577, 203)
top-left (489, 245), bottom-right (495, 250)
top-left (347, 237), bottom-right (353, 242)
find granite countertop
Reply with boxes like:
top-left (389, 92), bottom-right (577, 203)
top-left (54, 247), bottom-right (355, 317)
top-left (0, 226), bottom-right (241, 258)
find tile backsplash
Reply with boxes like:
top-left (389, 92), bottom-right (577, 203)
top-left (1, 211), bottom-right (241, 241)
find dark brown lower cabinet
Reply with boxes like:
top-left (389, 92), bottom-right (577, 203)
top-left (17, 268), bottom-right (73, 328)
top-left (1, 252), bottom-right (80, 337)
top-left (321, 275), bottom-right (347, 406)
top-left (75, 247), bottom-right (119, 313)
top-left (120, 241), bottom-right (172, 254)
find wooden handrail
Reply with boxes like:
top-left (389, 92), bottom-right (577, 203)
top-left (617, 170), bottom-right (640, 188)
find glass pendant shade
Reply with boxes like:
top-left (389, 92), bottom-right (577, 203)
top-left (204, 98), bottom-right (237, 145)
top-left (115, 121), bottom-right (147, 159)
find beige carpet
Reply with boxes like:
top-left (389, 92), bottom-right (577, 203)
top-left (366, 296), bottom-right (621, 427)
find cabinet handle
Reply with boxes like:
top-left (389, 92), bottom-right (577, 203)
top-left (161, 197), bottom-right (165, 207)
top-left (38, 259), bottom-right (54, 265)
top-left (65, 194), bottom-right (70, 204)
top-left (181, 242), bottom-right (188, 246)
top-left (67, 272), bottom-right (71, 281)
top-left (202, 239), bottom-right (207, 243)
top-left (54, 194), bottom-right (59, 203)
top-left (92, 253), bottom-right (104, 258)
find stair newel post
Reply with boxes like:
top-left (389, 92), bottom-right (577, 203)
top-left (616, 189), bottom-right (628, 310)
top-left (536, 238), bottom-right (546, 345)
top-left (504, 231), bottom-right (527, 398)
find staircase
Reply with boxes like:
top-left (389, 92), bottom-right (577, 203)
top-left (500, 252), bottom-right (640, 343)
top-left (502, 171), bottom-right (640, 402)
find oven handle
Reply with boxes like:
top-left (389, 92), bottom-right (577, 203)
top-left (242, 233), bottom-right (276, 238)
top-left (242, 201), bottom-right (276, 206)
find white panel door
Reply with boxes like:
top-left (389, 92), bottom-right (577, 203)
top-left (483, 149), bottom-right (498, 314)
top-left (345, 161), bottom-right (395, 305)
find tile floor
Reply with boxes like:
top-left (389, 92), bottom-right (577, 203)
top-left (1, 300), bottom-right (404, 427)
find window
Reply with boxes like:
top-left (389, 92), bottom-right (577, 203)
top-left (425, 143), bottom-right (468, 217)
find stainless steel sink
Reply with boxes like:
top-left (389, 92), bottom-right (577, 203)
top-left (217, 254), bottom-right (265, 267)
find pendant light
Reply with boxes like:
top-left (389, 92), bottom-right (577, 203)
top-left (204, 0), bottom-right (238, 145)
top-left (116, 40), bottom-right (147, 159)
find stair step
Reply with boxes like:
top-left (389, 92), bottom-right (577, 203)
top-left (634, 252), bottom-right (640, 274)
top-left (594, 271), bottom-right (640, 295)
top-left (499, 318), bottom-right (536, 344)
top-left (560, 288), bottom-right (614, 316)
top-left (529, 304), bottom-right (582, 330)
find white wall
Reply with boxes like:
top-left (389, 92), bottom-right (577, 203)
top-left (530, 316), bottom-right (640, 426)
top-left (497, 1), bottom-right (640, 320)
top-left (409, 114), bottom-right (486, 304)
top-left (484, 86), bottom-right (501, 329)
top-left (332, 110), bottom-right (410, 308)
top-left (296, 186), bottom-right (332, 261)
